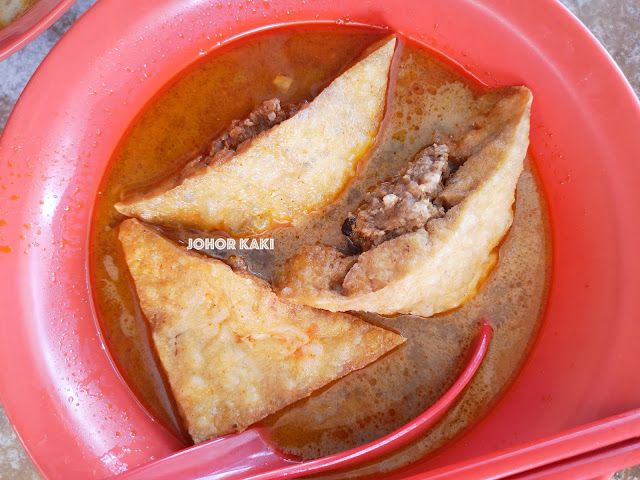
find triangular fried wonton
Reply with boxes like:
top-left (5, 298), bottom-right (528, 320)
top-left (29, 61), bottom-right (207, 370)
top-left (278, 86), bottom-right (532, 317)
top-left (119, 218), bottom-right (404, 443)
top-left (115, 37), bottom-right (397, 236)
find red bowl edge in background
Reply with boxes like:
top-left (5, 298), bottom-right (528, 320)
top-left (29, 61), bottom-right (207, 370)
top-left (0, 0), bottom-right (77, 62)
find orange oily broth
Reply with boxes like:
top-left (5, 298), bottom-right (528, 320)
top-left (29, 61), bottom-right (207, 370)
top-left (90, 26), bottom-right (551, 474)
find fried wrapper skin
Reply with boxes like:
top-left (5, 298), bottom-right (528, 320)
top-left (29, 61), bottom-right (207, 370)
top-left (119, 218), bottom-right (405, 442)
top-left (116, 37), bottom-right (396, 235)
top-left (278, 86), bottom-right (532, 317)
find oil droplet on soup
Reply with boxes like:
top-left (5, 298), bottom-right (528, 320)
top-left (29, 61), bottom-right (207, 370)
top-left (90, 26), bottom-right (550, 474)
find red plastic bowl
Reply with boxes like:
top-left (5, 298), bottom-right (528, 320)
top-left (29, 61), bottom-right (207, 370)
top-left (0, 0), bottom-right (76, 61)
top-left (1, 0), bottom-right (639, 479)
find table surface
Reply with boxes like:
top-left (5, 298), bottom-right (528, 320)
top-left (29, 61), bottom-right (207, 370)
top-left (0, 0), bottom-right (639, 479)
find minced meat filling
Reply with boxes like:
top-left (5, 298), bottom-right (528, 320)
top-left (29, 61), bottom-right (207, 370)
top-left (343, 144), bottom-right (450, 251)
top-left (172, 98), bottom-right (305, 185)
top-left (203, 98), bottom-right (305, 164)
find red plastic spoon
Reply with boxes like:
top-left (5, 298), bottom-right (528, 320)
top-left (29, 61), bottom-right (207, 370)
top-left (117, 319), bottom-right (493, 480)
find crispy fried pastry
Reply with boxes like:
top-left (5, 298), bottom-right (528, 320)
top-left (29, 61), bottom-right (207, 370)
top-left (119, 218), bottom-right (405, 442)
top-left (278, 86), bottom-right (532, 317)
top-left (116, 37), bottom-right (396, 235)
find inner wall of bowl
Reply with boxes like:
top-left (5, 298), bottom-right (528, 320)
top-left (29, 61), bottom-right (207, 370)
top-left (2, 0), bottom-right (638, 478)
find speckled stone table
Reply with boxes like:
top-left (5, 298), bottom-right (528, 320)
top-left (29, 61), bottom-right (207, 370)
top-left (0, 0), bottom-right (638, 478)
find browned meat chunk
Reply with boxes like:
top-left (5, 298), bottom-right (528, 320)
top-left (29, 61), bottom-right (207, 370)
top-left (344, 144), bottom-right (450, 251)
